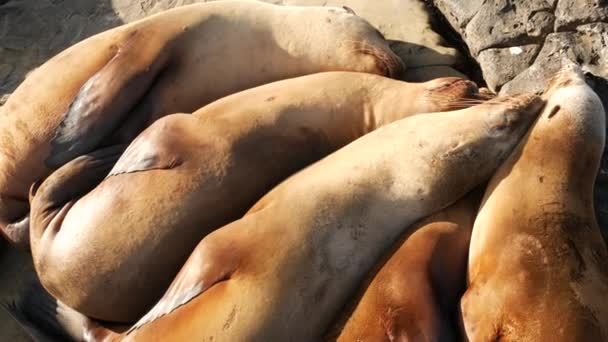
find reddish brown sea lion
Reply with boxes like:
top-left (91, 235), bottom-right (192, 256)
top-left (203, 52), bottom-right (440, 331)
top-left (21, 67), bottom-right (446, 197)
top-left (79, 93), bottom-right (542, 340)
top-left (326, 189), bottom-right (483, 342)
top-left (461, 63), bottom-right (608, 341)
top-left (29, 71), bottom-right (480, 323)
top-left (0, 0), bottom-right (403, 247)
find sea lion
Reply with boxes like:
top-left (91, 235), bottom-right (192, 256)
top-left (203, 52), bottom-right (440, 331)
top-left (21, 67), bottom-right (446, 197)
top-left (81, 93), bottom-right (542, 340)
top-left (0, 0), bottom-right (403, 248)
top-left (461, 63), bottom-right (608, 341)
top-left (326, 189), bottom-right (483, 342)
top-left (29, 72), bottom-right (480, 323)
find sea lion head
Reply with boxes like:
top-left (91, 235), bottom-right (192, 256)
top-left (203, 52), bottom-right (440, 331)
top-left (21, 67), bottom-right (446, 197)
top-left (435, 93), bottom-right (544, 188)
top-left (402, 93), bottom-right (544, 207)
top-left (540, 61), bottom-right (605, 144)
top-left (418, 77), bottom-right (483, 112)
top-left (544, 59), bottom-right (590, 98)
top-left (300, 6), bottom-right (405, 78)
top-left (482, 94), bottom-right (545, 140)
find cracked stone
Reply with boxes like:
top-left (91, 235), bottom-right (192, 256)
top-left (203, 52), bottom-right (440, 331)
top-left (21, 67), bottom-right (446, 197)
top-left (554, 0), bottom-right (608, 31)
top-left (500, 23), bottom-right (608, 95)
top-left (464, 0), bottom-right (554, 55)
top-left (429, 0), bottom-right (484, 31)
top-left (477, 44), bottom-right (540, 92)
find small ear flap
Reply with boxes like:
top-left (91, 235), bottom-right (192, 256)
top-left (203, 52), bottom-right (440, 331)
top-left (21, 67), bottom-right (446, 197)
top-left (45, 29), bottom-right (172, 169)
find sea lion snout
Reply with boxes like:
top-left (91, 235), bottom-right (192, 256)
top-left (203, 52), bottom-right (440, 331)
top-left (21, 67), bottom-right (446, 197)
top-left (485, 94), bottom-right (544, 137)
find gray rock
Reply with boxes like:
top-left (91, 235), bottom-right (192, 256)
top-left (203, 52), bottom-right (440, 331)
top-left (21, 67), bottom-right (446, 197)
top-left (554, 0), bottom-right (608, 31)
top-left (500, 24), bottom-right (608, 95)
top-left (477, 44), bottom-right (539, 92)
top-left (464, 0), bottom-right (554, 55)
top-left (429, 0), bottom-right (483, 31)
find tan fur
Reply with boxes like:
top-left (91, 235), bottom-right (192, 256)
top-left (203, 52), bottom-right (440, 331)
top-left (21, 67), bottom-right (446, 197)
top-left (0, 0), bottom-right (402, 248)
top-left (85, 93), bottom-right (541, 340)
top-left (29, 72), bottom-right (481, 323)
top-left (462, 63), bottom-right (608, 341)
top-left (327, 189), bottom-right (483, 342)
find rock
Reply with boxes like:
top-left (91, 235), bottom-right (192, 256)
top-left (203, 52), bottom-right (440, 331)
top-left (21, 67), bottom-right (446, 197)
top-left (429, 0), bottom-right (483, 31)
top-left (500, 24), bottom-right (608, 95)
top-left (554, 0), bottom-right (608, 31)
top-left (463, 0), bottom-right (554, 55)
top-left (477, 44), bottom-right (539, 92)
top-left (430, 0), bottom-right (608, 89)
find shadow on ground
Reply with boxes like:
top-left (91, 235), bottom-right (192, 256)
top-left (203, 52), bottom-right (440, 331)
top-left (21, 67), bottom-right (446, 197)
top-left (0, 0), bottom-right (124, 104)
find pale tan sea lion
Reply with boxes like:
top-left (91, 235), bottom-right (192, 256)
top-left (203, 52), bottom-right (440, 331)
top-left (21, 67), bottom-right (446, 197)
top-left (461, 64), bottom-right (608, 341)
top-left (82, 93), bottom-right (542, 340)
top-left (0, 0), bottom-right (403, 248)
top-left (326, 189), bottom-right (483, 342)
top-left (29, 71), bottom-right (480, 323)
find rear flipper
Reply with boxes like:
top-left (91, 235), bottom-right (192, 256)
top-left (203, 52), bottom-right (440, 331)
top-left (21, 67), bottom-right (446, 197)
top-left (0, 215), bottom-right (30, 249)
top-left (45, 29), bottom-right (172, 169)
top-left (31, 145), bottom-right (126, 239)
top-left (3, 275), bottom-right (87, 341)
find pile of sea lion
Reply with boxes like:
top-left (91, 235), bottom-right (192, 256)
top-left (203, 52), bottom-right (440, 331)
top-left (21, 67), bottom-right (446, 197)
top-left (1, 1), bottom-right (607, 341)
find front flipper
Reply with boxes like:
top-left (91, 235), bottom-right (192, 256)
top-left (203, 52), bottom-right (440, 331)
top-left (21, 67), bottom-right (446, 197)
top-left (45, 30), bottom-right (172, 169)
top-left (106, 114), bottom-right (190, 178)
top-left (31, 145), bottom-right (126, 239)
top-left (127, 231), bottom-right (242, 334)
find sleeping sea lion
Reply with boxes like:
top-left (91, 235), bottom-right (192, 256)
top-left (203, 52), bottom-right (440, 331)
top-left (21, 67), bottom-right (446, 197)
top-left (461, 63), bottom-right (608, 341)
top-left (0, 0), bottom-right (403, 247)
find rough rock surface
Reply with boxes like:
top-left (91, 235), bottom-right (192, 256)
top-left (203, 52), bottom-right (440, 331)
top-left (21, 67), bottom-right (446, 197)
top-left (0, 0), bottom-right (466, 106)
top-left (430, 0), bottom-right (608, 93)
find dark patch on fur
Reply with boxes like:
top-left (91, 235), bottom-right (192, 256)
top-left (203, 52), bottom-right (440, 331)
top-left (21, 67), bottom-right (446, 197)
top-left (528, 211), bottom-right (596, 281)
top-left (222, 306), bottom-right (237, 331)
